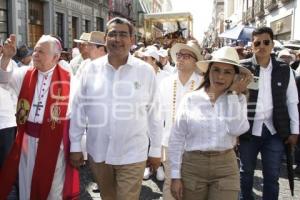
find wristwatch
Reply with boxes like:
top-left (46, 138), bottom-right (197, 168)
top-left (227, 90), bottom-right (237, 95)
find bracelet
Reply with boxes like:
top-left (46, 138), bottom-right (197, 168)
top-left (227, 90), bottom-right (237, 95)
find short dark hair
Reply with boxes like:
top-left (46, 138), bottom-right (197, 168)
top-left (252, 26), bottom-right (274, 41)
top-left (105, 17), bottom-right (134, 37)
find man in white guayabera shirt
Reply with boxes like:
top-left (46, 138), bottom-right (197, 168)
top-left (69, 17), bottom-right (162, 200)
top-left (159, 40), bottom-right (203, 200)
top-left (0, 34), bottom-right (79, 200)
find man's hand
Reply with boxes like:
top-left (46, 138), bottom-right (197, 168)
top-left (171, 179), bottom-right (183, 200)
top-left (2, 34), bottom-right (16, 59)
top-left (1, 34), bottom-right (17, 71)
top-left (70, 152), bottom-right (84, 169)
top-left (147, 157), bottom-right (161, 172)
top-left (285, 134), bottom-right (298, 146)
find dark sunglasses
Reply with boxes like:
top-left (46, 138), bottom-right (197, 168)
top-left (253, 40), bottom-right (272, 47)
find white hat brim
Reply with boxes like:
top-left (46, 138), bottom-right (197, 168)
top-left (197, 59), bottom-right (251, 75)
top-left (74, 39), bottom-right (87, 43)
top-left (170, 43), bottom-right (202, 62)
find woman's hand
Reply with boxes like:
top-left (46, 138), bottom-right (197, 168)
top-left (229, 73), bottom-right (253, 94)
top-left (171, 179), bottom-right (183, 200)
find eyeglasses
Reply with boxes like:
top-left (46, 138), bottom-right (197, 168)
top-left (176, 52), bottom-right (197, 60)
top-left (107, 31), bottom-right (130, 38)
top-left (253, 40), bottom-right (272, 47)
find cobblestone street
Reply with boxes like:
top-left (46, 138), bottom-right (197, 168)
top-left (80, 156), bottom-right (300, 200)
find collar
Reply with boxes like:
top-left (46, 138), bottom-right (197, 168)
top-left (104, 53), bottom-right (133, 70)
top-left (38, 65), bottom-right (56, 76)
top-left (176, 71), bottom-right (199, 86)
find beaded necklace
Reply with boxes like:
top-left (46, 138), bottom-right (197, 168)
top-left (172, 79), bottom-right (195, 122)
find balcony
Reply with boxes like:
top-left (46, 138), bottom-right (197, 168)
top-left (254, 0), bottom-right (265, 17)
top-left (264, 0), bottom-right (278, 11)
top-left (246, 7), bottom-right (254, 22)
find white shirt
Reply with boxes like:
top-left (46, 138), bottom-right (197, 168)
top-left (168, 88), bottom-right (250, 179)
top-left (159, 72), bottom-right (202, 146)
top-left (0, 58), bottom-right (18, 129)
top-left (156, 68), bottom-right (170, 86)
top-left (69, 54), bottom-right (162, 165)
top-left (69, 55), bottom-right (83, 75)
top-left (163, 62), bottom-right (176, 74)
top-left (252, 58), bottom-right (299, 136)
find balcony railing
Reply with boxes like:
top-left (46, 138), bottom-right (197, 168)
top-left (254, 0), bottom-right (265, 17)
top-left (264, 0), bottom-right (278, 11)
top-left (246, 7), bottom-right (254, 22)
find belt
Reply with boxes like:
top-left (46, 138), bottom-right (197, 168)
top-left (191, 148), bottom-right (233, 156)
top-left (25, 121), bottom-right (42, 138)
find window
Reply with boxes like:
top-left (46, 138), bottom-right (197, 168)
top-left (96, 17), bottom-right (104, 32)
top-left (56, 12), bottom-right (64, 43)
top-left (28, 0), bottom-right (44, 47)
top-left (72, 17), bottom-right (78, 47)
top-left (0, 0), bottom-right (8, 40)
top-left (85, 20), bottom-right (90, 32)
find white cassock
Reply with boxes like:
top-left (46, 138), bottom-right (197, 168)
top-left (0, 60), bottom-right (65, 200)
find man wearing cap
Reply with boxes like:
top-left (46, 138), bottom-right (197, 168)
top-left (142, 45), bottom-right (169, 86)
top-left (158, 48), bottom-right (175, 74)
top-left (14, 44), bottom-right (33, 67)
top-left (0, 34), bottom-right (79, 199)
top-left (69, 17), bottom-right (162, 200)
top-left (70, 32), bottom-right (90, 75)
top-left (238, 26), bottom-right (299, 200)
top-left (277, 49), bottom-right (294, 66)
top-left (159, 40), bottom-right (203, 199)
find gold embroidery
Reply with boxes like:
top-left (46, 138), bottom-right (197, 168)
top-left (172, 80), bottom-right (195, 122)
top-left (16, 99), bottom-right (30, 124)
top-left (49, 88), bottom-right (62, 129)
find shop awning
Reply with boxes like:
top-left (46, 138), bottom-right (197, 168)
top-left (219, 25), bottom-right (255, 41)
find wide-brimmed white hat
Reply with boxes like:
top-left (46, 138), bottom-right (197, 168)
top-left (74, 32), bottom-right (90, 43)
top-left (196, 46), bottom-right (251, 75)
top-left (170, 41), bottom-right (203, 62)
top-left (86, 31), bottom-right (105, 46)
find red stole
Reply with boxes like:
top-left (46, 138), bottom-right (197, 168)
top-left (0, 65), bottom-right (79, 199)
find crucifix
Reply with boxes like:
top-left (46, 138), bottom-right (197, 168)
top-left (33, 101), bottom-right (43, 117)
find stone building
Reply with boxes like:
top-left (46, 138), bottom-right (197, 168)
top-left (1, 0), bottom-right (109, 49)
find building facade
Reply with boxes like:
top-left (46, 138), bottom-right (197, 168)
top-left (2, 0), bottom-right (109, 49)
top-left (204, 0), bottom-right (300, 47)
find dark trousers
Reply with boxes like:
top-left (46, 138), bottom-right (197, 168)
top-left (238, 125), bottom-right (284, 200)
top-left (0, 126), bottom-right (16, 168)
top-left (295, 137), bottom-right (300, 166)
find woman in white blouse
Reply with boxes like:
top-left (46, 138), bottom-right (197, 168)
top-left (168, 46), bottom-right (252, 200)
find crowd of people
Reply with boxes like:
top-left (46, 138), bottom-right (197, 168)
top-left (0, 17), bottom-right (300, 200)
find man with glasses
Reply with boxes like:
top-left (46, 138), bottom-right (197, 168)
top-left (159, 40), bottom-right (203, 200)
top-left (238, 26), bottom-right (299, 200)
top-left (69, 17), bottom-right (162, 200)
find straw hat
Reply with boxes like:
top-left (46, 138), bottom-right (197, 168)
top-left (74, 32), bottom-right (90, 43)
top-left (196, 46), bottom-right (251, 75)
top-left (170, 41), bottom-right (203, 62)
top-left (86, 31), bottom-right (105, 45)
